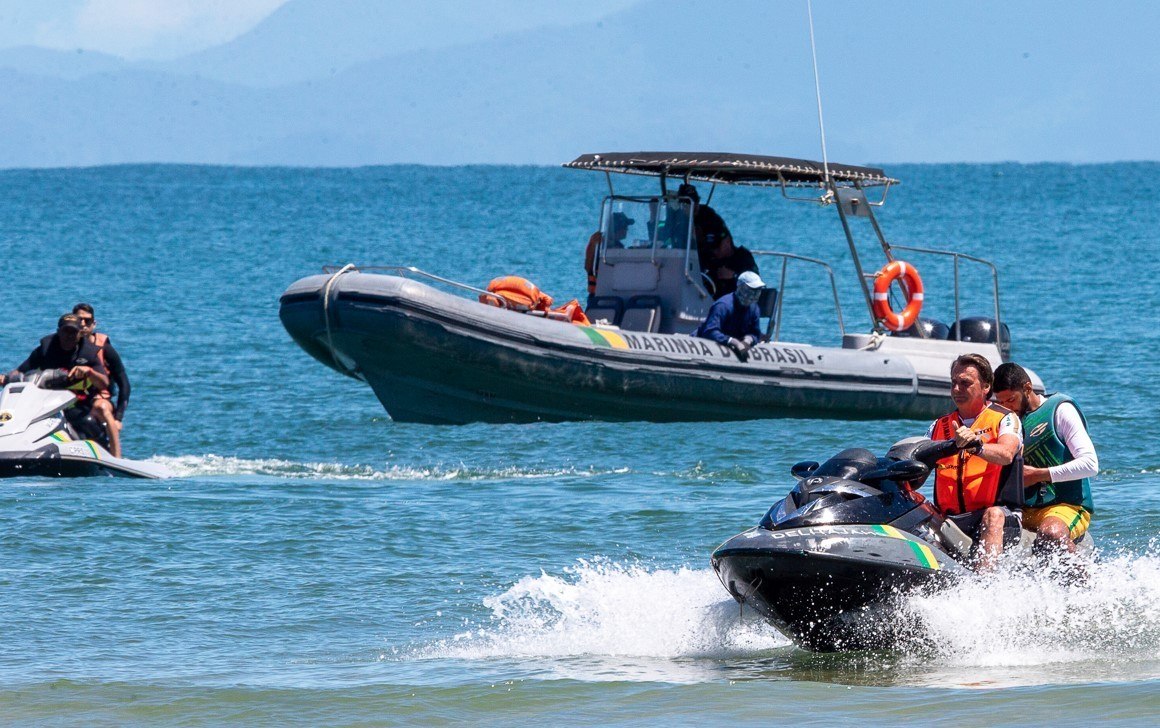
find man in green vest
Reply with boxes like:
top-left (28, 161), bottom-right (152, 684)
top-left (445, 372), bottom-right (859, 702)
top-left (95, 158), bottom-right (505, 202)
top-left (992, 363), bottom-right (1098, 553)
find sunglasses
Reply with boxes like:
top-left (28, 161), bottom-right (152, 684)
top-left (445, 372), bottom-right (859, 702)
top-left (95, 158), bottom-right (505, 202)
top-left (76, 317), bottom-right (95, 325)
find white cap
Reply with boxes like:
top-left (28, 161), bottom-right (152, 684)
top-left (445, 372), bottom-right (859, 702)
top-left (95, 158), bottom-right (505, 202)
top-left (737, 271), bottom-right (765, 290)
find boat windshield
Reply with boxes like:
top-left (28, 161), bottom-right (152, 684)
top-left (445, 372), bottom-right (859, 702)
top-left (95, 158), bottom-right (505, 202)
top-left (601, 196), bottom-right (693, 251)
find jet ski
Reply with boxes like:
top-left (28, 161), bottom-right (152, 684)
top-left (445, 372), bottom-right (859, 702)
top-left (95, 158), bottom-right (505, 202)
top-left (711, 437), bottom-right (1091, 651)
top-left (0, 370), bottom-right (171, 479)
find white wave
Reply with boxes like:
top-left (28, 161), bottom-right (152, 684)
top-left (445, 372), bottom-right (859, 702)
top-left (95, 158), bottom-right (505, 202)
top-left (417, 549), bottom-right (1160, 686)
top-left (891, 547), bottom-right (1160, 686)
top-left (150, 454), bottom-right (621, 481)
top-left (418, 559), bottom-right (787, 682)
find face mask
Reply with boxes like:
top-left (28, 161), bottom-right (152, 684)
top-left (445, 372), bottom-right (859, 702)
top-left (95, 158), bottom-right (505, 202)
top-left (736, 286), bottom-right (760, 306)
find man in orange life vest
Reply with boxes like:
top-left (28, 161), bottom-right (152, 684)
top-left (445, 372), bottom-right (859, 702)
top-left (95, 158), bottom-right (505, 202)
top-left (926, 353), bottom-right (1024, 570)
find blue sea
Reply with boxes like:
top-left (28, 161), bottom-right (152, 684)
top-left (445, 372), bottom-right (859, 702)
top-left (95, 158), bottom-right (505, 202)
top-left (1, 163), bottom-right (1157, 725)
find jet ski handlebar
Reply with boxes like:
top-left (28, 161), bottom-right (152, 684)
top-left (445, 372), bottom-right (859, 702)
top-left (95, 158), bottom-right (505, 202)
top-left (6, 369), bottom-right (72, 390)
top-left (912, 438), bottom-right (964, 464)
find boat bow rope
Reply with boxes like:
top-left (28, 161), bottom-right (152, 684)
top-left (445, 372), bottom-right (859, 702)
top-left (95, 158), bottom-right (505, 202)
top-left (323, 263), bottom-right (358, 374)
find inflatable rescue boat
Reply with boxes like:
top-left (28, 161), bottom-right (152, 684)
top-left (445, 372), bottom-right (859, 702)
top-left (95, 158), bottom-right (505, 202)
top-left (280, 152), bottom-right (1037, 424)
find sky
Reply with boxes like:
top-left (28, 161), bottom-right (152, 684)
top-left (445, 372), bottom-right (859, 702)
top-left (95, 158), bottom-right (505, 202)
top-left (0, 0), bottom-right (286, 59)
top-left (0, 1), bottom-right (1158, 166)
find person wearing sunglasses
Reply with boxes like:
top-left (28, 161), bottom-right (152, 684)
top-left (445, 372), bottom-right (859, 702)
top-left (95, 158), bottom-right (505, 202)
top-left (72, 303), bottom-right (130, 458)
top-left (1, 314), bottom-right (110, 428)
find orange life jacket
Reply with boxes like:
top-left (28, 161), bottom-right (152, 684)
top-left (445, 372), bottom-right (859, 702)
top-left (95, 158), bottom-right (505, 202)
top-left (931, 403), bottom-right (1012, 515)
top-left (549, 299), bottom-right (590, 325)
top-left (90, 332), bottom-right (112, 400)
top-left (480, 276), bottom-right (553, 312)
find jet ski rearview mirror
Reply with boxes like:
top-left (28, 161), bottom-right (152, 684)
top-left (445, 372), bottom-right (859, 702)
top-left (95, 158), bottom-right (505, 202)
top-left (791, 461), bottom-right (820, 479)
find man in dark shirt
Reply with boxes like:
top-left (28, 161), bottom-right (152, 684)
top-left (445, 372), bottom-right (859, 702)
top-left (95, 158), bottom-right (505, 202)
top-left (705, 232), bottom-right (759, 299)
top-left (73, 303), bottom-right (130, 457)
top-left (694, 271), bottom-right (766, 361)
top-left (1, 313), bottom-right (111, 434)
top-left (677, 183), bottom-right (731, 268)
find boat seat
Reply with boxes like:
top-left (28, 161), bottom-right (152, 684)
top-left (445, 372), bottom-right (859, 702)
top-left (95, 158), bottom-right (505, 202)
top-left (758, 287), bottom-right (778, 319)
top-left (585, 295), bottom-right (624, 326)
top-left (621, 295), bottom-right (662, 333)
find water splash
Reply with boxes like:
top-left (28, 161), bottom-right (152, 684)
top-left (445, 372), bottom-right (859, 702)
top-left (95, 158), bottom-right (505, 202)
top-left (418, 559), bottom-right (787, 682)
top-left (902, 548), bottom-right (1160, 666)
top-left (418, 549), bottom-right (1160, 686)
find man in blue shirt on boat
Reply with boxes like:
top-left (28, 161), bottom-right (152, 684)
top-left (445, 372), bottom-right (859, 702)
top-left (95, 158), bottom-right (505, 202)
top-left (694, 271), bottom-right (765, 361)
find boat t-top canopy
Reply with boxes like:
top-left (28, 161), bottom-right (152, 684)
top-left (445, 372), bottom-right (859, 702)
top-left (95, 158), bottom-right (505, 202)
top-left (564, 151), bottom-right (898, 188)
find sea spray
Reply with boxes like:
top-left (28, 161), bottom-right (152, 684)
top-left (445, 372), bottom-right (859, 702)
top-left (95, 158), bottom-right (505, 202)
top-left (419, 558), bottom-right (788, 677)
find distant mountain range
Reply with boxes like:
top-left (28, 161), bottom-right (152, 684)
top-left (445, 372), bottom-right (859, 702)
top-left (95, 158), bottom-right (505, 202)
top-left (1, 0), bottom-right (1157, 168)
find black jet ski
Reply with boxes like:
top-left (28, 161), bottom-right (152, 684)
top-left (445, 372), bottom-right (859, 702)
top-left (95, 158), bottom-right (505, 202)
top-left (712, 438), bottom-right (1015, 651)
top-left (0, 370), bottom-right (171, 479)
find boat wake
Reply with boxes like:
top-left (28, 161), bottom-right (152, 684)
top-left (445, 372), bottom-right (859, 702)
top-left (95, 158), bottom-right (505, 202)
top-left (151, 455), bottom-right (626, 481)
top-left (418, 549), bottom-right (1160, 686)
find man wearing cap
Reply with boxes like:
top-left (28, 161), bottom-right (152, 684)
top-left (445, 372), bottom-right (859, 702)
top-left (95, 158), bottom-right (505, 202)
top-left (693, 271), bottom-right (766, 361)
top-left (1, 314), bottom-right (111, 441)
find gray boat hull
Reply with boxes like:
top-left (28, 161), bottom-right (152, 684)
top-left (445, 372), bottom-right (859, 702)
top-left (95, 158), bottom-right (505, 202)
top-left (278, 272), bottom-right (970, 425)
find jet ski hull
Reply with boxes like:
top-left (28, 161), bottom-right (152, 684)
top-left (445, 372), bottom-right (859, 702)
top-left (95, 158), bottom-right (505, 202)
top-left (0, 446), bottom-right (171, 480)
top-left (712, 525), bottom-right (965, 651)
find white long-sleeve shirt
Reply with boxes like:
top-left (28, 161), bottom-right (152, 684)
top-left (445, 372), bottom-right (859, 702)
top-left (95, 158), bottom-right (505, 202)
top-left (1046, 401), bottom-right (1099, 482)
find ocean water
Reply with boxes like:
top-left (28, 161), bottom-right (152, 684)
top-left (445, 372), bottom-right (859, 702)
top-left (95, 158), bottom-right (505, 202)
top-left (0, 163), bottom-right (1157, 725)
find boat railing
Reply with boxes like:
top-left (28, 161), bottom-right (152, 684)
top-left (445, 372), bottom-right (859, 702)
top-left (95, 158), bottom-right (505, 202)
top-left (748, 250), bottom-right (845, 342)
top-left (882, 245), bottom-right (1002, 348)
top-left (321, 264), bottom-right (516, 310)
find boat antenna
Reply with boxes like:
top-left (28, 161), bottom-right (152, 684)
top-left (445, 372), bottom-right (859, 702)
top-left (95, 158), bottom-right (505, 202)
top-left (806, 0), bottom-right (832, 191)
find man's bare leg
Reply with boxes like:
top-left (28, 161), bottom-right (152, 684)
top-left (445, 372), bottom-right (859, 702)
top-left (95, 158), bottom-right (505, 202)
top-left (1036, 516), bottom-right (1077, 554)
top-left (90, 399), bottom-right (122, 458)
top-left (976, 506), bottom-right (1007, 572)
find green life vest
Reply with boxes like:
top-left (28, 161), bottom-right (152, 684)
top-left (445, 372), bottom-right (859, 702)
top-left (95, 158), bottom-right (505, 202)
top-left (1022, 393), bottom-right (1094, 513)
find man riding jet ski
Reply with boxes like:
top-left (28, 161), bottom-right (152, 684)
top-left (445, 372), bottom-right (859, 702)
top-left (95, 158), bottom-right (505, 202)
top-left (0, 368), bottom-right (170, 479)
top-left (0, 315), bottom-right (171, 480)
top-left (711, 437), bottom-right (1091, 652)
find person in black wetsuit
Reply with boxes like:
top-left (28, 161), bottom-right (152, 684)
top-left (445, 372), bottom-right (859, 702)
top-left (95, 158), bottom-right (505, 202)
top-left (1, 315), bottom-right (110, 431)
top-left (73, 303), bottom-right (130, 456)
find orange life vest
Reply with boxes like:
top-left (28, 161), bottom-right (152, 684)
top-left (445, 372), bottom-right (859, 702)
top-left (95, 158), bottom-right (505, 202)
top-left (931, 403), bottom-right (1012, 515)
top-left (480, 276), bottom-right (553, 312)
top-left (90, 332), bottom-right (112, 400)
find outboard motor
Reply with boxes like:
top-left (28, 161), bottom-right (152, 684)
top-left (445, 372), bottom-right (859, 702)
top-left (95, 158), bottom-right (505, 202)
top-left (950, 317), bottom-right (1012, 359)
top-left (896, 316), bottom-right (951, 340)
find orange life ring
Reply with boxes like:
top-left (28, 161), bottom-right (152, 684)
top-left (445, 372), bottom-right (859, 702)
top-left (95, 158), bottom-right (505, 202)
top-left (480, 275), bottom-right (553, 312)
top-left (872, 260), bottom-right (924, 332)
